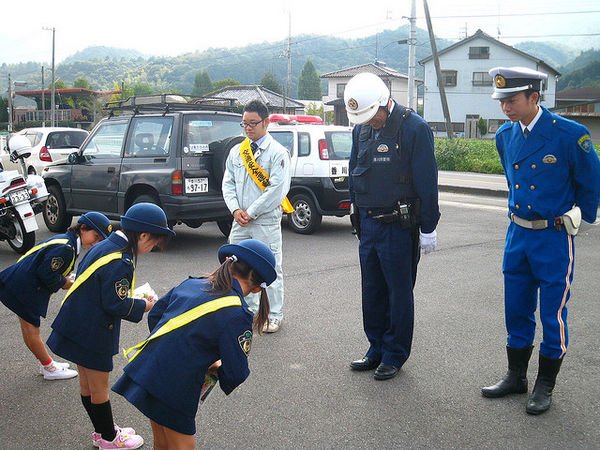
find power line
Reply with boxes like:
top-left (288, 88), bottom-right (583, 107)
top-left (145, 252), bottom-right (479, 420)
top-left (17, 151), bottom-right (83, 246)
top-left (424, 10), bottom-right (600, 19)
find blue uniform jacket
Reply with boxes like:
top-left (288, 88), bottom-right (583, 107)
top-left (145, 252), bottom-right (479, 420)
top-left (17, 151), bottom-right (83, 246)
top-left (117, 277), bottom-right (253, 418)
top-left (349, 102), bottom-right (440, 233)
top-left (0, 231), bottom-right (78, 321)
top-left (496, 106), bottom-right (600, 223)
top-left (50, 233), bottom-right (146, 355)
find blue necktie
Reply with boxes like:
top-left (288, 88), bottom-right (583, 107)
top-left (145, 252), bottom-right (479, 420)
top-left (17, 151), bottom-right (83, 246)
top-left (523, 128), bottom-right (529, 139)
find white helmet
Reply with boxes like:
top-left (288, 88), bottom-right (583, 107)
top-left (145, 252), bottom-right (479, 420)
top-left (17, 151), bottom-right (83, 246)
top-left (8, 134), bottom-right (32, 159)
top-left (344, 73), bottom-right (390, 124)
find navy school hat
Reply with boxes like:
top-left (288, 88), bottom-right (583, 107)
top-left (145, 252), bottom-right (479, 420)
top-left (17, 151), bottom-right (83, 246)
top-left (120, 202), bottom-right (176, 237)
top-left (218, 239), bottom-right (277, 286)
top-left (78, 212), bottom-right (112, 238)
top-left (488, 66), bottom-right (548, 100)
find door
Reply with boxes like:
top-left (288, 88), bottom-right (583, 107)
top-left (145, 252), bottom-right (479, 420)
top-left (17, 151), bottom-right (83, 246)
top-left (70, 120), bottom-right (128, 214)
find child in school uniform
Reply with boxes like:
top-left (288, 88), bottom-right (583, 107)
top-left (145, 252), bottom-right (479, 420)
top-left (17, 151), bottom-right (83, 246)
top-left (112, 238), bottom-right (277, 450)
top-left (0, 211), bottom-right (111, 380)
top-left (47, 203), bottom-right (175, 450)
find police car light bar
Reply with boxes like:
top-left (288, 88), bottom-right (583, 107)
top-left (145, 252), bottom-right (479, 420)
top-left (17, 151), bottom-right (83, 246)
top-left (268, 114), bottom-right (324, 124)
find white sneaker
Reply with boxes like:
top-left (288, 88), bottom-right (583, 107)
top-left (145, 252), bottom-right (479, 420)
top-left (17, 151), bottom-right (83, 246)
top-left (42, 361), bottom-right (78, 380)
top-left (39, 360), bottom-right (70, 375)
top-left (97, 428), bottom-right (144, 449)
top-left (263, 318), bottom-right (282, 333)
top-left (93, 425), bottom-right (136, 448)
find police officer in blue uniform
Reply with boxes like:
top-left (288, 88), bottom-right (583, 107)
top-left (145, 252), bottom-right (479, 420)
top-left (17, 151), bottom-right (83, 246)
top-left (0, 211), bottom-right (111, 380)
top-left (481, 67), bottom-right (600, 414)
top-left (344, 72), bottom-right (440, 380)
top-left (47, 203), bottom-right (175, 449)
top-left (112, 239), bottom-right (277, 448)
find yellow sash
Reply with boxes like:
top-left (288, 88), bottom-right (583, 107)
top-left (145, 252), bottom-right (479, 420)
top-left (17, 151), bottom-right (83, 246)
top-left (123, 295), bottom-right (242, 362)
top-left (239, 138), bottom-right (294, 214)
top-left (61, 252), bottom-right (135, 305)
top-left (18, 238), bottom-right (75, 277)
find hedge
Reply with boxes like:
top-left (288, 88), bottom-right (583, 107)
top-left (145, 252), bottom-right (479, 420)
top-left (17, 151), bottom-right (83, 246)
top-left (434, 138), bottom-right (600, 174)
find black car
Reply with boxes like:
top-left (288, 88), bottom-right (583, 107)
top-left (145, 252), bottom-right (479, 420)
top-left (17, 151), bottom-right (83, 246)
top-left (42, 94), bottom-right (243, 237)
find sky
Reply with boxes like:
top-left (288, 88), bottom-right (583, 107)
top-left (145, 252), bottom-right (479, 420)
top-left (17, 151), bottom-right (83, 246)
top-left (1, 0), bottom-right (599, 65)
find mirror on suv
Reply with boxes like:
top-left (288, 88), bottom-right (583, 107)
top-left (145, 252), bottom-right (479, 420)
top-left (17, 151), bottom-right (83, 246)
top-left (67, 152), bottom-right (79, 164)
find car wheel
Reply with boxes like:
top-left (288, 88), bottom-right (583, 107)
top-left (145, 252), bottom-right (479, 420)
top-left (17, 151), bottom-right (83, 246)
top-left (43, 185), bottom-right (73, 232)
top-left (131, 194), bottom-right (159, 208)
top-left (288, 193), bottom-right (322, 235)
top-left (217, 219), bottom-right (232, 238)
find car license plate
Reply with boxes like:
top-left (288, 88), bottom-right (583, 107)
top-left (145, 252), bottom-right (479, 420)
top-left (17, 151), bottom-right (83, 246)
top-left (9, 189), bottom-right (30, 204)
top-left (185, 177), bottom-right (208, 194)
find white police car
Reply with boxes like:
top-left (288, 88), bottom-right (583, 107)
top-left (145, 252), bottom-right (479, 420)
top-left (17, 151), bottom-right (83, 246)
top-left (268, 114), bottom-right (352, 234)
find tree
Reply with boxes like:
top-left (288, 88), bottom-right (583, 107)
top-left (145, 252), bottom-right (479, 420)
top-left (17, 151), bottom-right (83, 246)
top-left (73, 78), bottom-right (91, 89)
top-left (51, 79), bottom-right (67, 89)
top-left (260, 73), bottom-right (283, 94)
top-left (212, 78), bottom-right (241, 91)
top-left (477, 117), bottom-right (488, 137)
top-left (192, 70), bottom-right (212, 96)
top-left (297, 60), bottom-right (322, 100)
top-left (132, 82), bottom-right (155, 95)
top-left (0, 97), bottom-right (8, 122)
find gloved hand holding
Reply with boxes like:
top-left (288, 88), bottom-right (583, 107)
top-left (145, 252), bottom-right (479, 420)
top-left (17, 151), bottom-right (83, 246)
top-left (350, 204), bottom-right (361, 239)
top-left (419, 229), bottom-right (437, 254)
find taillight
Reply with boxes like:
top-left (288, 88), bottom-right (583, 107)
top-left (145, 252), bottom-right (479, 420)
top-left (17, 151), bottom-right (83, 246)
top-left (318, 139), bottom-right (329, 160)
top-left (337, 201), bottom-right (351, 210)
top-left (171, 170), bottom-right (183, 195)
top-left (39, 146), bottom-right (53, 162)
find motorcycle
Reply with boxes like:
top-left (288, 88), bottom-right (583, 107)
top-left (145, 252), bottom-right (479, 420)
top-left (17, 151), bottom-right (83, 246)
top-left (0, 135), bottom-right (49, 254)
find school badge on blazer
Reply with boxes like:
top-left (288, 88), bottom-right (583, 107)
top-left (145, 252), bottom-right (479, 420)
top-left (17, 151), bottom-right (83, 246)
top-left (50, 257), bottom-right (64, 271)
top-left (115, 279), bottom-right (130, 299)
top-left (238, 330), bottom-right (252, 355)
top-left (542, 154), bottom-right (558, 164)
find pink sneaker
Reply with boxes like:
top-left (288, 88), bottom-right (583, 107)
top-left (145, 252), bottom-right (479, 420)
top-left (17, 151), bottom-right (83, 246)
top-left (96, 428), bottom-right (143, 449)
top-left (92, 425), bottom-right (136, 448)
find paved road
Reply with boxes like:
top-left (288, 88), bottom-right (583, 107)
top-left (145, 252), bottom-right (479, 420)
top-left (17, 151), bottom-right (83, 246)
top-left (439, 170), bottom-right (508, 197)
top-left (1, 192), bottom-right (599, 449)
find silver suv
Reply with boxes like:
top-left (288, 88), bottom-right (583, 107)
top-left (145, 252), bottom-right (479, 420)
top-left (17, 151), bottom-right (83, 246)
top-left (269, 115), bottom-right (352, 234)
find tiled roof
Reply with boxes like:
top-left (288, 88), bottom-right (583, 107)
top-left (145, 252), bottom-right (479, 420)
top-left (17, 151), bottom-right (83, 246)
top-left (556, 87), bottom-right (600, 101)
top-left (208, 85), bottom-right (304, 108)
top-left (321, 62), bottom-right (409, 79)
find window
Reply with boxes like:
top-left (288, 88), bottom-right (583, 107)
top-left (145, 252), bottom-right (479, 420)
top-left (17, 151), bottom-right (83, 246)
top-left (270, 131), bottom-right (294, 156)
top-left (472, 72), bottom-right (493, 86)
top-left (336, 83), bottom-right (346, 98)
top-left (182, 114), bottom-right (242, 154)
top-left (125, 117), bottom-right (174, 157)
top-left (325, 131), bottom-right (352, 161)
top-left (469, 46), bottom-right (490, 59)
top-left (440, 70), bottom-right (457, 87)
top-left (488, 119), bottom-right (509, 133)
top-left (82, 122), bottom-right (128, 158)
top-left (298, 132), bottom-right (311, 157)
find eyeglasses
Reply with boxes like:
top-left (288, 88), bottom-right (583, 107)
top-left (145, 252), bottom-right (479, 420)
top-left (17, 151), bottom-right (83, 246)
top-left (240, 119), bottom-right (265, 129)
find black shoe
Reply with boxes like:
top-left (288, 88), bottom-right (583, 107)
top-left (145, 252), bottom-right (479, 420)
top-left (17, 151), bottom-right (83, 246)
top-left (481, 346), bottom-right (533, 398)
top-left (526, 355), bottom-right (563, 415)
top-left (374, 363), bottom-right (400, 380)
top-left (350, 356), bottom-right (380, 371)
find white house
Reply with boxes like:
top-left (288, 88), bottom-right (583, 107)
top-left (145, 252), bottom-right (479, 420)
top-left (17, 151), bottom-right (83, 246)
top-left (321, 62), bottom-right (418, 126)
top-left (419, 29), bottom-right (560, 138)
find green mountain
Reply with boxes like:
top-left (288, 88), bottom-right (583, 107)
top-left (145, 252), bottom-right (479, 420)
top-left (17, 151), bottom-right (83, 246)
top-left (1, 26), bottom-right (595, 97)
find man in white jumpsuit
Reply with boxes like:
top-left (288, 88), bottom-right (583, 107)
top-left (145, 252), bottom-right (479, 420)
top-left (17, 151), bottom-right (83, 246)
top-left (222, 100), bottom-right (292, 333)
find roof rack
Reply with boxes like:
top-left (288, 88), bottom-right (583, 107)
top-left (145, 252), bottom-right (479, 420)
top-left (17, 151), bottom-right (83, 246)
top-left (104, 94), bottom-right (237, 116)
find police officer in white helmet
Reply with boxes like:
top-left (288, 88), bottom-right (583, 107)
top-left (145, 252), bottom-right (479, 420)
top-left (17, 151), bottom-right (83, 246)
top-left (345, 72), bottom-right (440, 380)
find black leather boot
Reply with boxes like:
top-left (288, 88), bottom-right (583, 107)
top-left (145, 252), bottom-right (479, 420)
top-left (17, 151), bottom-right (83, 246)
top-left (526, 354), bottom-right (563, 415)
top-left (481, 346), bottom-right (533, 398)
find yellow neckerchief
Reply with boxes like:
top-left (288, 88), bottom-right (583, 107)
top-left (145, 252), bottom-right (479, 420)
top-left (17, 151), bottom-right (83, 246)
top-left (61, 251), bottom-right (135, 305)
top-left (18, 238), bottom-right (75, 277)
top-left (239, 138), bottom-right (294, 213)
top-left (123, 295), bottom-right (242, 362)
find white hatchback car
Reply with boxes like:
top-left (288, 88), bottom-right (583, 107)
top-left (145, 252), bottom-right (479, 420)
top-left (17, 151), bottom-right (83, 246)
top-left (15, 127), bottom-right (89, 174)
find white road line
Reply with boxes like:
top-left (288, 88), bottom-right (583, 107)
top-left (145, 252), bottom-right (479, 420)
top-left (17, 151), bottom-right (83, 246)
top-left (439, 200), bottom-right (507, 212)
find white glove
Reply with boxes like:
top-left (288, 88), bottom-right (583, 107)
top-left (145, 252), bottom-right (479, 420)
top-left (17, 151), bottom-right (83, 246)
top-left (419, 230), bottom-right (437, 255)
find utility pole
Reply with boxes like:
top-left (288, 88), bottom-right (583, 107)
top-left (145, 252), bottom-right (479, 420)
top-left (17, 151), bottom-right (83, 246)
top-left (284, 10), bottom-right (292, 114)
top-left (50, 27), bottom-right (56, 127)
top-left (407, 0), bottom-right (417, 111)
top-left (423, 0), bottom-right (454, 139)
top-left (41, 66), bottom-right (45, 127)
